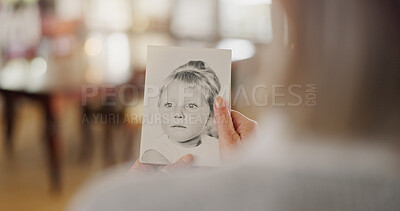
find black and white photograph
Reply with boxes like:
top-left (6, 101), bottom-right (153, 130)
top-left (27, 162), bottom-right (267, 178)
top-left (139, 46), bottom-right (231, 166)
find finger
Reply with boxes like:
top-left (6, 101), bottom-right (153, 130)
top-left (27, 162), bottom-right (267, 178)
top-left (162, 154), bottom-right (193, 173)
top-left (128, 160), bottom-right (156, 175)
top-left (213, 96), bottom-right (238, 144)
top-left (231, 110), bottom-right (257, 131)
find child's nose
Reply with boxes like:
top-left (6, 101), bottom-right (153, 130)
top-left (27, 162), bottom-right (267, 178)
top-left (173, 106), bottom-right (185, 119)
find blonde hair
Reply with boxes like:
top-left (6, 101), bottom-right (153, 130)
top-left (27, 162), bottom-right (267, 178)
top-left (158, 60), bottom-right (221, 114)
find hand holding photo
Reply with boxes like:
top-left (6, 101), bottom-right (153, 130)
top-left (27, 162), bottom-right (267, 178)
top-left (140, 46), bottom-right (231, 166)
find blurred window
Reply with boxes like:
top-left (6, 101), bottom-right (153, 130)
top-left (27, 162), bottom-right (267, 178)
top-left (80, 0), bottom-right (273, 42)
top-left (170, 0), bottom-right (218, 40)
top-left (84, 0), bottom-right (132, 31)
top-left (170, 0), bottom-right (273, 43)
top-left (219, 0), bottom-right (273, 43)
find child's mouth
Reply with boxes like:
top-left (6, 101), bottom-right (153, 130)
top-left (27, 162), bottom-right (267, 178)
top-left (171, 125), bottom-right (186, 128)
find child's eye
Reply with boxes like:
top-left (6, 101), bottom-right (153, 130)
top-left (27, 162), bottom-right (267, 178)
top-left (186, 103), bottom-right (198, 109)
top-left (164, 102), bottom-right (173, 108)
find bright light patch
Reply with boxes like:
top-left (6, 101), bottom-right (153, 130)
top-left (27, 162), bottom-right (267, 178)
top-left (30, 57), bottom-right (47, 76)
top-left (85, 36), bottom-right (103, 56)
top-left (106, 32), bottom-right (131, 83)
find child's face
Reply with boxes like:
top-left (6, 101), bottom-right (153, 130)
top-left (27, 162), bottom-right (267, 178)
top-left (159, 81), bottom-right (211, 142)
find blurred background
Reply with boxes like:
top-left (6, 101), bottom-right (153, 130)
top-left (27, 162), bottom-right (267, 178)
top-left (0, 0), bottom-right (279, 210)
top-left (1, 0), bottom-right (399, 210)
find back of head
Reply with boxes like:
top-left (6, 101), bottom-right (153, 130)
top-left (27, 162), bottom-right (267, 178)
top-left (280, 0), bottom-right (400, 143)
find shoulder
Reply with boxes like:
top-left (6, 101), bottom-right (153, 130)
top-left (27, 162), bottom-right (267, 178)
top-left (142, 149), bottom-right (170, 164)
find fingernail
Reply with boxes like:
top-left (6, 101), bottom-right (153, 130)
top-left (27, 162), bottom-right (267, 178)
top-left (182, 154), bottom-right (193, 164)
top-left (215, 96), bottom-right (226, 109)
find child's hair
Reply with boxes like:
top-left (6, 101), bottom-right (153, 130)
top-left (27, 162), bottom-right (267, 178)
top-left (158, 60), bottom-right (221, 114)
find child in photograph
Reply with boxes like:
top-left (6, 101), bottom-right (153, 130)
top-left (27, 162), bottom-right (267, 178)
top-left (142, 60), bottom-right (221, 166)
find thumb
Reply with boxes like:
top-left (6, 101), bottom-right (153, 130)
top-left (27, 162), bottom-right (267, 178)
top-left (213, 96), bottom-right (239, 145)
